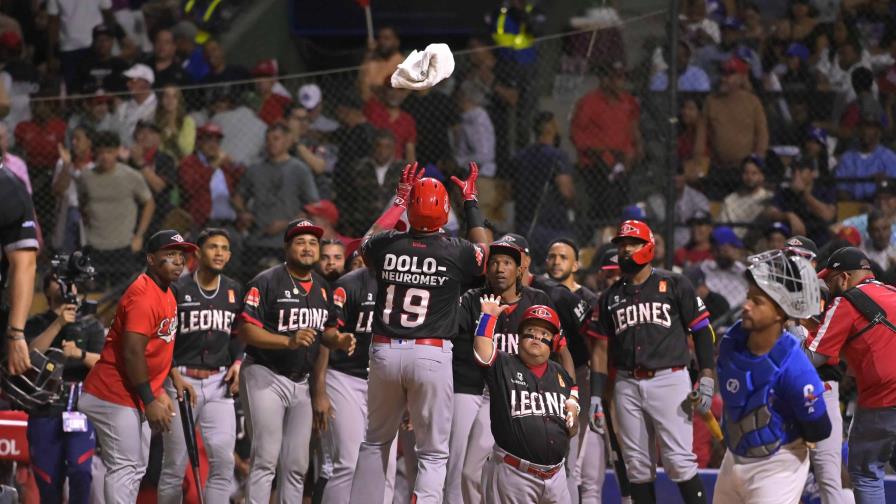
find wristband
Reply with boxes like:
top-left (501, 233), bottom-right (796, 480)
top-left (7, 333), bottom-right (24, 341)
top-left (136, 382), bottom-right (155, 406)
top-left (570, 386), bottom-right (579, 401)
top-left (7, 326), bottom-right (24, 334)
top-left (590, 372), bottom-right (608, 397)
top-left (79, 349), bottom-right (87, 361)
top-left (475, 313), bottom-right (497, 339)
top-left (463, 200), bottom-right (485, 230)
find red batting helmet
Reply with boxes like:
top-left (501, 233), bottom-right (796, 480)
top-left (408, 178), bottom-right (449, 232)
top-left (519, 305), bottom-right (562, 346)
top-left (612, 220), bottom-right (655, 265)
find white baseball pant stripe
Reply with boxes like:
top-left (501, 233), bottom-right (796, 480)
top-left (78, 392), bottom-right (151, 504)
top-left (810, 381), bottom-right (847, 504)
top-left (571, 365), bottom-right (606, 504)
top-left (158, 372), bottom-right (236, 504)
top-left (320, 369), bottom-right (397, 504)
top-left (240, 363), bottom-right (313, 504)
top-left (714, 439), bottom-right (810, 503)
top-left (445, 392), bottom-right (485, 504)
top-left (349, 339), bottom-right (454, 504)
top-left (483, 446), bottom-right (570, 504)
top-left (614, 368), bottom-right (699, 483)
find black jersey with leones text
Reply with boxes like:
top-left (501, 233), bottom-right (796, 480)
top-left (239, 265), bottom-right (337, 380)
top-left (453, 286), bottom-right (555, 395)
top-left (362, 230), bottom-right (486, 340)
top-left (330, 267), bottom-right (377, 380)
top-left (485, 353), bottom-right (573, 466)
top-left (172, 273), bottom-right (244, 369)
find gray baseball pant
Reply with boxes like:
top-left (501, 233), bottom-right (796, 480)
top-left (810, 381), bottom-right (847, 504)
top-left (78, 392), bottom-right (151, 504)
top-left (614, 368), bottom-right (698, 483)
top-left (239, 363), bottom-right (313, 504)
top-left (321, 369), bottom-right (397, 504)
top-left (349, 339), bottom-right (454, 504)
top-left (393, 428), bottom-right (419, 504)
top-left (570, 365), bottom-right (606, 504)
top-left (483, 446), bottom-right (570, 504)
top-left (445, 392), bottom-right (484, 504)
top-left (462, 390), bottom-right (493, 504)
top-left (158, 371), bottom-right (236, 504)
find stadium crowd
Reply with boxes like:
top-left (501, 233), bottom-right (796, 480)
top-left (3, 0), bottom-right (896, 502)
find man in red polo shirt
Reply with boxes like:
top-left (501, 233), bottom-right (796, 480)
top-left (363, 80), bottom-right (417, 162)
top-left (807, 246), bottom-right (896, 503)
top-left (79, 230), bottom-right (198, 504)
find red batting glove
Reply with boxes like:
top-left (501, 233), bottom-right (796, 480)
top-left (450, 162), bottom-right (479, 201)
top-left (393, 162), bottom-right (424, 208)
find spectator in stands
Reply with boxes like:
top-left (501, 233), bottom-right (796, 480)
top-left (679, 97), bottom-right (710, 182)
top-left (512, 111), bottom-right (575, 262)
top-left (298, 83), bottom-right (340, 134)
top-left (46, 0), bottom-right (114, 90)
top-left (646, 171), bottom-right (711, 250)
top-left (0, 30), bottom-right (37, 129)
top-left (364, 81), bottom-right (416, 162)
top-left (453, 80), bottom-right (499, 220)
top-left (698, 225), bottom-right (748, 310)
top-left (835, 110), bottom-right (896, 201)
top-left (126, 120), bottom-right (177, 233)
top-left (252, 59), bottom-right (292, 126)
top-left (681, 0), bottom-right (720, 49)
top-left (861, 210), bottom-right (896, 271)
top-left (358, 26), bottom-right (404, 102)
top-left (1, 122), bottom-right (30, 193)
top-left (115, 63), bottom-right (157, 146)
top-left (718, 155), bottom-right (772, 238)
top-left (674, 212), bottom-right (714, 268)
top-left (333, 93), bottom-right (376, 192)
top-left (774, 0), bottom-right (818, 44)
top-left (402, 83), bottom-right (458, 168)
top-left (305, 200), bottom-right (353, 244)
top-left (144, 28), bottom-right (188, 87)
top-left (839, 67), bottom-right (884, 140)
top-left (839, 180), bottom-right (896, 246)
top-left (76, 23), bottom-right (127, 93)
top-left (201, 39), bottom-right (250, 86)
top-left (776, 43), bottom-right (816, 97)
top-left (764, 221), bottom-right (791, 250)
top-left (172, 20), bottom-right (209, 82)
top-left (318, 239), bottom-right (346, 282)
top-left (67, 89), bottom-right (115, 135)
top-left (337, 129), bottom-right (404, 236)
top-left (802, 126), bottom-right (832, 180)
top-left (694, 17), bottom-right (761, 84)
top-left (233, 122), bottom-right (320, 269)
top-left (570, 60), bottom-right (642, 224)
top-left (287, 105), bottom-right (333, 199)
top-left (14, 93), bottom-right (65, 175)
top-left (77, 131), bottom-right (154, 287)
top-left (207, 87), bottom-right (267, 166)
top-left (768, 160), bottom-right (836, 245)
top-left (51, 126), bottom-right (95, 253)
top-left (702, 56), bottom-right (769, 198)
top-left (649, 40), bottom-right (711, 92)
top-left (816, 39), bottom-right (872, 104)
top-left (178, 123), bottom-right (244, 230)
top-left (155, 85), bottom-right (196, 160)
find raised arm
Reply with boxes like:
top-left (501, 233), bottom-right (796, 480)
top-left (472, 295), bottom-right (504, 366)
top-left (450, 162), bottom-right (492, 245)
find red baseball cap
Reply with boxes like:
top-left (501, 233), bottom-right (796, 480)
top-left (721, 57), bottom-right (750, 75)
top-left (197, 123), bottom-right (224, 138)
top-left (251, 59), bottom-right (279, 77)
top-left (0, 31), bottom-right (22, 50)
top-left (837, 226), bottom-right (862, 247)
top-left (304, 200), bottom-right (340, 225)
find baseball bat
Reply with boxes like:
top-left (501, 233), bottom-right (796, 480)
top-left (179, 390), bottom-right (205, 504)
top-left (689, 391), bottom-right (724, 442)
top-left (601, 398), bottom-right (631, 496)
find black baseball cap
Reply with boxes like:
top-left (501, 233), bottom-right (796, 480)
top-left (817, 247), bottom-right (873, 279)
top-left (784, 235), bottom-right (818, 259)
top-left (147, 230), bottom-right (198, 254)
top-left (597, 248), bottom-right (620, 271)
top-left (500, 233), bottom-right (530, 256)
top-left (547, 237), bottom-right (579, 260)
top-left (284, 219), bottom-right (324, 242)
top-left (489, 237), bottom-right (522, 266)
top-left (687, 211), bottom-right (712, 226)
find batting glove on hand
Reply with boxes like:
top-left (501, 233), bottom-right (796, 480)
top-left (565, 397), bottom-right (580, 429)
top-left (394, 162), bottom-right (424, 208)
top-left (450, 162), bottom-right (479, 201)
top-left (588, 396), bottom-right (606, 435)
top-left (696, 376), bottom-right (714, 415)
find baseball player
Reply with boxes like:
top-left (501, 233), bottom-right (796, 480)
top-left (319, 239), bottom-right (347, 282)
top-left (348, 162), bottom-right (490, 503)
top-left (237, 219), bottom-right (354, 504)
top-left (446, 236), bottom-right (575, 504)
top-left (714, 250), bottom-right (832, 503)
top-left (587, 220), bottom-right (714, 503)
top-left (79, 230), bottom-right (198, 503)
top-left (473, 298), bottom-right (579, 503)
top-left (158, 228), bottom-right (244, 503)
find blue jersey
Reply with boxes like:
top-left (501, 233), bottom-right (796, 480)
top-left (718, 321), bottom-right (828, 457)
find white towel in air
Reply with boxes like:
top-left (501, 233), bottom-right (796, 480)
top-left (390, 43), bottom-right (455, 90)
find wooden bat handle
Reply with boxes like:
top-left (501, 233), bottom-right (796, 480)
top-left (689, 391), bottom-right (724, 442)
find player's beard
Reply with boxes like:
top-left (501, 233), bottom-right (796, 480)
top-left (549, 268), bottom-right (571, 283)
top-left (618, 256), bottom-right (644, 275)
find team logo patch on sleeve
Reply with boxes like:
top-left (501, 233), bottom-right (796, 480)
top-left (659, 280), bottom-right (667, 293)
top-left (228, 289), bottom-right (235, 303)
top-left (333, 287), bottom-right (347, 307)
top-left (245, 287), bottom-right (260, 308)
top-left (474, 244), bottom-right (485, 267)
top-left (558, 374), bottom-right (565, 387)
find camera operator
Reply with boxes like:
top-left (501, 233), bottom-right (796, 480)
top-left (23, 273), bottom-right (104, 504)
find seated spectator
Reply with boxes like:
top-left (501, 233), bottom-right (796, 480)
top-left (358, 26), bottom-right (404, 102)
top-left (207, 87), bottom-right (267, 166)
top-left (336, 129), bottom-right (404, 237)
top-left (155, 85), bottom-right (196, 160)
top-left (125, 120), bottom-right (177, 233)
top-left (298, 83), bottom-right (340, 134)
top-left (251, 59), bottom-right (292, 126)
top-left (401, 83), bottom-right (458, 167)
top-left (696, 226), bottom-right (748, 310)
top-left (287, 105), bottom-right (334, 199)
top-left (453, 80), bottom-right (499, 221)
top-left (694, 17), bottom-right (761, 85)
top-left (835, 111), bottom-right (896, 201)
top-left (650, 40), bottom-right (711, 92)
top-left (466, 36), bottom-right (520, 172)
top-left (681, 0), bottom-right (720, 49)
top-left (115, 63), bottom-right (157, 146)
top-left (364, 81), bottom-right (416, 162)
top-left (233, 123), bottom-right (320, 270)
top-left (838, 67), bottom-right (885, 141)
top-left (674, 212), bottom-right (714, 268)
top-left (768, 160), bottom-right (836, 245)
top-left (74, 23), bottom-right (127, 93)
top-left (764, 221), bottom-right (791, 250)
top-left (77, 131), bottom-right (155, 288)
top-left (51, 125), bottom-right (95, 253)
top-left (816, 38), bottom-right (875, 104)
top-left (304, 200), bottom-right (353, 244)
top-left (679, 97), bottom-right (709, 182)
top-left (178, 123), bottom-right (244, 230)
top-left (839, 180), bottom-right (896, 246)
top-left (333, 93), bottom-right (377, 191)
top-left (0, 31), bottom-right (39, 131)
top-left (861, 210), bottom-right (896, 271)
top-left (201, 39), bottom-right (250, 85)
top-left (14, 93), bottom-right (66, 173)
top-left (68, 89), bottom-right (116, 135)
top-left (46, 0), bottom-right (114, 91)
top-left (702, 57), bottom-right (769, 197)
top-left (172, 20), bottom-right (209, 82)
top-left (646, 172), bottom-right (710, 250)
top-left (142, 27), bottom-right (188, 87)
top-left (718, 155), bottom-right (771, 238)
top-left (802, 126), bottom-right (833, 180)
top-left (773, 0), bottom-right (818, 44)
